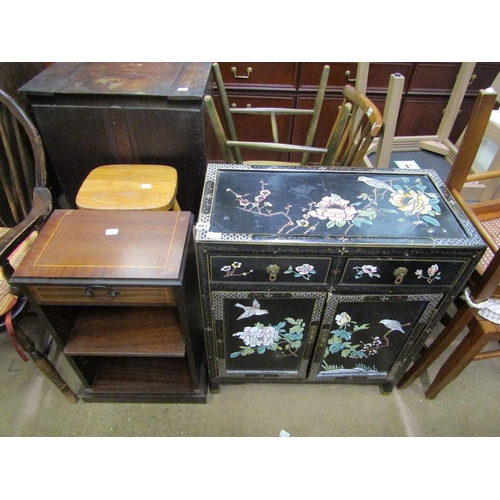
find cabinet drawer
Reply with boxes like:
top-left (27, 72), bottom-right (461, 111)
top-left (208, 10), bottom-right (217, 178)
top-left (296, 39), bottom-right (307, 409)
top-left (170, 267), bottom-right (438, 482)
top-left (210, 256), bottom-right (333, 284)
top-left (339, 258), bottom-right (469, 288)
top-left (299, 62), bottom-right (413, 93)
top-left (28, 285), bottom-right (176, 306)
top-left (216, 62), bottom-right (298, 91)
top-left (467, 63), bottom-right (500, 95)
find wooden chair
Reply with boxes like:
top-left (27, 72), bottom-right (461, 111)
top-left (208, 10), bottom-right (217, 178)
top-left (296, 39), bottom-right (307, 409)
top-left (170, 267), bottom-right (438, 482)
top-left (397, 87), bottom-right (500, 399)
top-left (0, 88), bottom-right (78, 403)
top-left (211, 62), bottom-right (330, 166)
top-left (206, 70), bottom-right (383, 167)
top-left (322, 84), bottom-right (383, 167)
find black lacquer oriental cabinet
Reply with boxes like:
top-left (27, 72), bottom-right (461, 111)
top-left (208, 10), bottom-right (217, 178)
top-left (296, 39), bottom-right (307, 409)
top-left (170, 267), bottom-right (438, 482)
top-left (195, 164), bottom-right (486, 393)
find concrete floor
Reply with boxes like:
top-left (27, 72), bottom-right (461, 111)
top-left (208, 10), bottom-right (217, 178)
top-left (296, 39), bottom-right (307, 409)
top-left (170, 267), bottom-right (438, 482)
top-left (2, 312), bottom-right (500, 438)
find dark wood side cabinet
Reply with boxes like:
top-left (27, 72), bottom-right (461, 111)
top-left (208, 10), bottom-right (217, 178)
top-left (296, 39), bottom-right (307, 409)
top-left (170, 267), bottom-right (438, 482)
top-left (11, 210), bottom-right (207, 403)
top-left (19, 62), bottom-right (212, 214)
top-left (195, 164), bottom-right (485, 393)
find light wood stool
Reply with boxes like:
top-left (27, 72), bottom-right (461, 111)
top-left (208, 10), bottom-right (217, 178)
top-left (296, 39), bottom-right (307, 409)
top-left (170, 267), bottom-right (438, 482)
top-left (76, 164), bottom-right (180, 211)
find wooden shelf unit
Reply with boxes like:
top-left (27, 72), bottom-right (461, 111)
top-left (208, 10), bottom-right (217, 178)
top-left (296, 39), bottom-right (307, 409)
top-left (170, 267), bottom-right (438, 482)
top-left (12, 210), bottom-right (207, 403)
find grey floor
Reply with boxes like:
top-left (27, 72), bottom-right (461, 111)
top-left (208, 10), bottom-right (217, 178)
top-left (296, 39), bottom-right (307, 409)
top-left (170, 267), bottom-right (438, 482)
top-left (1, 311), bottom-right (500, 438)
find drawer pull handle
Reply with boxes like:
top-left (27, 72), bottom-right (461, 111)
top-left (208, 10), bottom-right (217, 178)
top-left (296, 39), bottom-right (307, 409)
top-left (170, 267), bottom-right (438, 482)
top-left (231, 66), bottom-right (253, 79)
top-left (84, 286), bottom-right (121, 298)
top-left (393, 267), bottom-right (408, 284)
top-left (345, 70), bottom-right (356, 82)
top-left (266, 264), bottom-right (280, 282)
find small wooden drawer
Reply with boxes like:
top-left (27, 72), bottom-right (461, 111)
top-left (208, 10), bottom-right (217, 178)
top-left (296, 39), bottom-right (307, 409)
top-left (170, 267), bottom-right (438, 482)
top-left (299, 62), bottom-right (413, 93)
top-left (28, 285), bottom-right (176, 306)
top-left (216, 62), bottom-right (298, 91)
top-left (210, 256), bottom-right (333, 284)
top-left (339, 258), bottom-right (469, 288)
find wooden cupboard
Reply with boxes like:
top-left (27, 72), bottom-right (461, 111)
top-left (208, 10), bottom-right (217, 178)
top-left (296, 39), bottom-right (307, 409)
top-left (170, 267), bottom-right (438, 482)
top-left (195, 164), bottom-right (486, 393)
top-left (11, 210), bottom-right (207, 403)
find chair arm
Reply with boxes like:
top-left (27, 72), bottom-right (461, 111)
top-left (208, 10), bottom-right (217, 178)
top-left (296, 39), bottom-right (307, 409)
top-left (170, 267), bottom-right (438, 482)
top-left (0, 186), bottom-right (52, 267)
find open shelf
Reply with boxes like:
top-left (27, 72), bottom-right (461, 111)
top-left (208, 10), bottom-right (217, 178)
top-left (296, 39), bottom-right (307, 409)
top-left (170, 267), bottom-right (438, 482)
top-left (64, 306), bottom-right (185, 357)
top-left (79, 357), bottom-right (208, 403)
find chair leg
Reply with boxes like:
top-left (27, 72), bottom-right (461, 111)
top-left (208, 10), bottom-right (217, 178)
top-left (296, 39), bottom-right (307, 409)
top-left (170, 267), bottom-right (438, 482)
top-left (397, 302), bottom-right (474, 389)
top-left (13, 323), bottom-right (79, 403)
top-left (425, 318), bottom-right (493, 399)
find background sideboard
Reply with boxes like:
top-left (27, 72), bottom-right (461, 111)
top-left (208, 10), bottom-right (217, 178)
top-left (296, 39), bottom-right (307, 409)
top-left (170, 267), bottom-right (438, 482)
top-left (205, 62), bottom-right (500, 164)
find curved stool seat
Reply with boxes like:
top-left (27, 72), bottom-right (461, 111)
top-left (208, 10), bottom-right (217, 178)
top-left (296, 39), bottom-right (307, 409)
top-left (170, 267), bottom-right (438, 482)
top-left (76, 164), bottom-right (180, 211)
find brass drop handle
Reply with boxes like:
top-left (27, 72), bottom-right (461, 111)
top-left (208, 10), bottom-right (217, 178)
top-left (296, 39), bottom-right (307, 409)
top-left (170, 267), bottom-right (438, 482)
top-left (393, 267), bottom-right (408, 284)
top-left (345, 70), bottom-right (356, 82)
top-left (266, 264), bottom-right (280, 282)
top-left (85, 285), bottom-right (121, 298)
top-left (231, 66), bottom-right (253, 79)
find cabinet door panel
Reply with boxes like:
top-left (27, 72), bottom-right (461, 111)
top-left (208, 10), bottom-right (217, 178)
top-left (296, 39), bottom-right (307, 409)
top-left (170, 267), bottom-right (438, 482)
top-left (309, 294), bottom-right (442, 381)
top-left (32, 104), bottom-right (207, 211)
top-left (408, 63), bottom-right (462, 94)
top-left (397, 96), bottom-right (474, 142)
top-left (397, 97), bottom-right (448, 137)
top-left (212, 291), bottom-right (326, 379)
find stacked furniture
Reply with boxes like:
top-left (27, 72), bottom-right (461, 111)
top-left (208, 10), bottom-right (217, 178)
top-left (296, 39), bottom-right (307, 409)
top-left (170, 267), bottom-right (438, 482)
top-left (206, 62), bottom-right (500, 163)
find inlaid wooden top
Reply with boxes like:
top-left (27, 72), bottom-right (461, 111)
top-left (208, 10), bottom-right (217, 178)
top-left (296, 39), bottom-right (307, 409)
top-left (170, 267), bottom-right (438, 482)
top-left (12, 210), bottom-right (192, 283)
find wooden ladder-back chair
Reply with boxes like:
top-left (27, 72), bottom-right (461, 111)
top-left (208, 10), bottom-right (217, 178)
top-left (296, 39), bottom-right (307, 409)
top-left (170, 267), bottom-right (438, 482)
top-left (397, 87), bottom-right (500, 399)
top-left (211, 62), bottom-right (330, 166)
top-left (322, 84), bottom-right (383, 167)
top-left (206, 85), bottom-right (382, 168)
top-left (0, 88), bottom-right (78, 403)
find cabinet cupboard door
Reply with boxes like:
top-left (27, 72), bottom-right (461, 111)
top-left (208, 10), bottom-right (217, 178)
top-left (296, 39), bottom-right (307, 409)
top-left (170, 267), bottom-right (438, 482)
top-left (309, 294), bottom-right (442, 381)
top-left (212, 291), bottom-right (327, 379)
top-left (397, 96), bottom-right (475, 142)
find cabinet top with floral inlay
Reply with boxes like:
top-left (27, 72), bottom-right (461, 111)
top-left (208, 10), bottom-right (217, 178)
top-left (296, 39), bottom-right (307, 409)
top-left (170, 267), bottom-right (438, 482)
top-left (196, 164), bottom-right (485, 248)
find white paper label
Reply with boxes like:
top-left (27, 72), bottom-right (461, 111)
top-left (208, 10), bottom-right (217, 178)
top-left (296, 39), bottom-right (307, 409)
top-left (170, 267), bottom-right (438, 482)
top-left (105, 228), bottom-right (119, 235)
top-left (394, 160), bottom-right (421, 170)
top-left (141, 183), bottom-right (152, 189)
